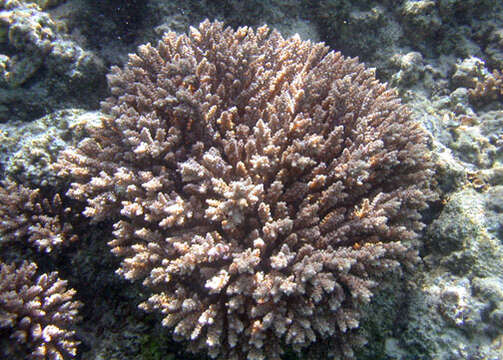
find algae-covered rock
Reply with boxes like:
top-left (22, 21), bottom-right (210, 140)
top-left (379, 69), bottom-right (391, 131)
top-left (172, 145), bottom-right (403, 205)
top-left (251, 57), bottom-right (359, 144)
top-left (399, 186), bottom-right (503, 360)
top-left (27, 0), bottom-right (65, 10)
top-left (401, 0), bottom-right (442, 43)
top-left (315, 1), bottom-right (399, 62)
top-left (390, 52), bottom-right (425, 87)
top-left (0, 1), bottom-right (105, 122)
top-left (0, 109), bottom-right (102, 187)
top-left (452, 57), bottom-right (488, 88)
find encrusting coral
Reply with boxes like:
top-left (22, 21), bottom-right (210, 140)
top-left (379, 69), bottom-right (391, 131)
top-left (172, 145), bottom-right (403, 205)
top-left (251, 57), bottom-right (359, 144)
top-left (0, 179), bottom-right (78, 253)
top-left (0, 261), bottom-right (82, 360)
top-left (56, 20), bottom-right (435, 359)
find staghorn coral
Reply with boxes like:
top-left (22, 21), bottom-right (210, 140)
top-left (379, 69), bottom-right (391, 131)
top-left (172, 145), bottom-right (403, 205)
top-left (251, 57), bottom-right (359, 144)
top-left (0, 179), bottom-right (78, 253)
top-left (56, 20), bottom-right (435, 359)
top-left (0, 260), bottom-right (82, 360)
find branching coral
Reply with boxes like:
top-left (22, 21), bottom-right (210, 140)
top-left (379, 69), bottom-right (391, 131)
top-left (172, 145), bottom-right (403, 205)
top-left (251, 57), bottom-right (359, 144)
top-left (469, 69), bottom-right (503, 104)
top-left (0, 179), bottom-right (78, 253)
top-left (0, 261), bottom-right (82, 360)
top-left (56, 20), bottom-right (435, 359)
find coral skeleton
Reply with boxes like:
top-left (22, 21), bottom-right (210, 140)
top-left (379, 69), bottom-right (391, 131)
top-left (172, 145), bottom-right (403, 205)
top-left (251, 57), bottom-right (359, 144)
top-left (56, 20), bottom-right (435, 359)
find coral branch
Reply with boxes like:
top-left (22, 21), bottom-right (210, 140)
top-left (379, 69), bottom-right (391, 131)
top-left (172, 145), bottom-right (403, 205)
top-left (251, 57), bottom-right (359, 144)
top-left (0, 180), bottom-right (79, 253)
top-left (0, 261), bottom-right (82, 360)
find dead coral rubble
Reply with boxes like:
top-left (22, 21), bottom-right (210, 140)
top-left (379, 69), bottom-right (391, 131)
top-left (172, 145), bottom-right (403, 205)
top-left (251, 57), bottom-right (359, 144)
top-left (0, 261), bottom-right (82, 360)
top-left (56, 20), bottom-right (435, 360)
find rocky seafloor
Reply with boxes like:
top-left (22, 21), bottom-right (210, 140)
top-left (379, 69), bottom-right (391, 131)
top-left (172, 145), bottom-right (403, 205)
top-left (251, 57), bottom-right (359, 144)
top-left (0, 0), bottom-right (502, 359)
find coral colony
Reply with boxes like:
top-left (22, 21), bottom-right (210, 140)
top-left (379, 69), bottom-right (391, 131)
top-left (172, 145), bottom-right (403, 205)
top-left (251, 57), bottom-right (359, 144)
top-left (0, 261), bottom-right (82, 360)
top-left (1, 21), bottom-right (434, 360)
